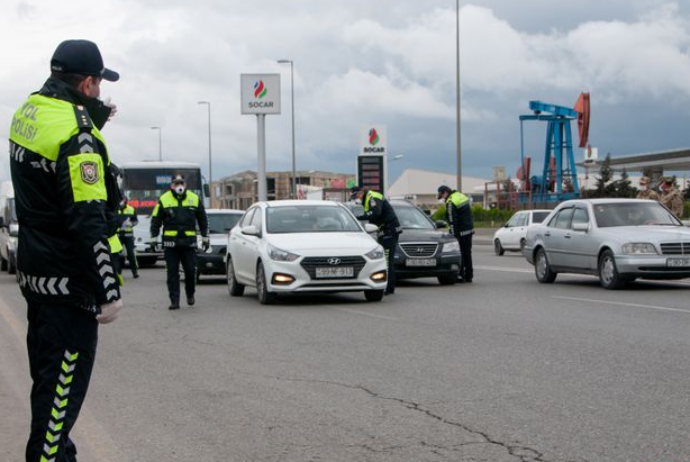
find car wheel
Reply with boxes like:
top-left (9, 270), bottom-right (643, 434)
top-left (534, 248), bottom-right (557, 283)
top-left (494, 239), bottom-right (505, 256)
top-left (8, 256), bottom-right (16, 275)
top-left (598, 250), bottom-right (626, 290)
top-left (364, 290), bottom-right (384, 302)
top-left (437, 273), bottom-right (457, 285)
top-left (0, 253), bottom-right (7, 272)
top-left (256, 262), bottom-right (276, 305)
top-left (226, 257), bottom-right (245, 297)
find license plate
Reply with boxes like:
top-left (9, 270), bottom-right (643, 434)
top-left (315, 267), bottom-right (354, 278)
top-left (666, 257), bottom-right (690, 267)
top-left (406, 258), bottom-right (437, 267)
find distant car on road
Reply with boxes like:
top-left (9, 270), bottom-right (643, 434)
top-left (345, 200), bottom-right (462, 285)
top-left (196, 209), bottom-right (244, 281)
top-left (0, 182), bottom-right (18, 275)
top-left (523, 199), bottom-right (690, 289)
top-left (226, 200), bottom-right (388, 304)
top-left (493, 209), bottom-right (551, 255)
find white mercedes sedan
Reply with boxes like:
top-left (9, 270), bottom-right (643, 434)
top-left (225, 200), bottom-right (388, 304)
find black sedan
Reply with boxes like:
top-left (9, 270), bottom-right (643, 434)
top-left (346, 200), bottom-right (461, 285)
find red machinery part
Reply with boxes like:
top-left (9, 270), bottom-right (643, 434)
top-left (574, 92), bottom-right (590, 148)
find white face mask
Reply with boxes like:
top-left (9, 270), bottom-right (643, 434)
top-left (173, 185), bottom-right (186, 195)
top-left (354, 198), bottom-right (362, 205)
top-left (438, 198), bottom-right (445, 203)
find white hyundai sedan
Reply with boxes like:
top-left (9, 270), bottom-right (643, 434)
top-left (225, 200), bottom-right (388, 304)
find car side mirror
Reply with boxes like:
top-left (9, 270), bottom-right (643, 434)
top-left (435, 220), bottom-right (447, 229)
top-left (572, 222), bottom-right (589, 232)
top-left (364, 223), bottom-right (378, 234)
top-left (241, 225), bottom-right (260, 237)
top-left (203, 183), bottom-right (210, 199)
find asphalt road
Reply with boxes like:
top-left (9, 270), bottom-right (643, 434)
top-left (1, 244), bottom-right (689, 462)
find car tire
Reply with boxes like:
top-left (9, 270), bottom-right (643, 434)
top-left (598, 249), bottom-right (626, 290)
top-left (494, 239), bottom-right (505, 256)
top-left (534, 248), bottom-right (557, 283)
top-left (7, 255), bottom-right (16, 275)
top-left (226, 257), bottom-right (245, 297)
top-left (138, 256), bottom-right (157, 268)
top-left (364, 290), bottom-right (384, 302)
top-left (0, 253), bottom-right (7, 272)
top-left (437, 273), bottom-right (457, 285)
top-left (256, 262), bottom-right (276, 305)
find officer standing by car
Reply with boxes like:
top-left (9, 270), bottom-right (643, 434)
top-left (117, 197), bottom-right (139, 278)
top-left (351, 187), bottom-right (402, 295)
top-left (434, 185), bottom-right (474, 282)
top-left (150, 174), bottom-right (209, 310)
top-left (660, 176), bottom-right (684, 218)
top-left (9, 39), bottom-right (122, 462)
top-left (636, 176), bottom-right (661, 201)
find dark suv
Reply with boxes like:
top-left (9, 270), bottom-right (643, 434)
top-left (345, 200), bottom-right (461, 285)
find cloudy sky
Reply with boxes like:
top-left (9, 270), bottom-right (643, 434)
top-left (1, 0), bottom-right (689, 186)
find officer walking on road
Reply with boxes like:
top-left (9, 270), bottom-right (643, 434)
top-left (434, 185), bottom-right (474, 282)
top-left (150, 174), bottom-right (209, 310)
top-left (9, 39), bottom-right (122, 462)
top-left (351, 187), bottom-right (402, 295)
top-left (117, 198), bottom-right (139, 278)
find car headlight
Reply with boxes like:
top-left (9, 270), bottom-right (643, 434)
top-left (365, 246), bottom-right (385, 260)
top-left (621, 243), bottom-right (657, 255)
top-left (267, 244), bottom-right (300, 262)
top-left (442, 240), bottom-right (460, 253)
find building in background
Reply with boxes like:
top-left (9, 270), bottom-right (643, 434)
top-left (388, 168), bottom-right (489, 209)
top-left (211, 170), bottom-right (356, 209)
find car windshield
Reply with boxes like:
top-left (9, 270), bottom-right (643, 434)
top-left (266, 205), bottom-right (362, 234)
top-left (208, 214), bottom-right (242, 234)
top-left (393, 205), bottom-right (435, 230)
top-left (532, 211), bottom-right (550, 223)
top-left (593, 202), bottom-right (682, 227)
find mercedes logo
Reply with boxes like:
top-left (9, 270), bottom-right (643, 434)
top-left (327, 258), bottom-right (341, 265)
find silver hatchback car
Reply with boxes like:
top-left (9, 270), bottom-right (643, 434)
top-left (523, 199), bottom-right (690, 289)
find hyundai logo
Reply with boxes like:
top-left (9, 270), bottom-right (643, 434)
top-left (327, 258), bottom-right (341, 265)
top-left (417, 247), bottom-right (425, 254)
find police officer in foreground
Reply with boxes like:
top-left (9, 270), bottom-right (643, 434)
top-left (636, 176), bottom-right (661, 201)
top-left (117, 198), bottom-right (139, 278)
top-left (660, 176), bottom-right (684, 219)
top-left (9, 39), bottom-right (122, 462)
top-left (351, 186), bottom-right (402, 295)
top-left (434, 185), bottom-right (474, 282)
top-left (150, 174), bottom-right (209, 310)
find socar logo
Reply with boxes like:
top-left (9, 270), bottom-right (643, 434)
top-left (369, 128), bottom-right (380, 146)
top-left (254, 80), bottom-right (267, 99)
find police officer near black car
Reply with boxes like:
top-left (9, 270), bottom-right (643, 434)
top-left (433, 185), bottom-right (474, 283)
top-left (117, 197), bottom-right (139, 278)
top-left (9, 39), bottom-right (122, 462)
top-left (351, 187), bottom-right (402, 295)
top-left (150, 174), bottom-right (209, 310)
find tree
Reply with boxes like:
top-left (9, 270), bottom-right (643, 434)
top-left (615, 169), bottom-right (637, 198)
top-left (590, 153), bottom-right (614, 198)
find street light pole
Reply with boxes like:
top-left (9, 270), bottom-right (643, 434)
top-left (150, 126), bottom-right (162, 161)
top-left (456, 0), bottom-right (463, 192)
top-left (277, 59), bottom-right (296, 199)
top-left (198, 101), bottom-right (213, 204)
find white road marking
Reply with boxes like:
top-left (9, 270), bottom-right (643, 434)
top-left (475, 265), bottom-right (533, 274)
top-left (336, 307), bottom-right (399, 321)
top-left (552, 296), bottom-right (690, 315)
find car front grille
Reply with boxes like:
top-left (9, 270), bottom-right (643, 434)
top-left (300, 256), bottom-right (367, 280)
top-left (660, 243), bottom-right (690, 255)
top-left (400, 243), bottom-right (438, 258)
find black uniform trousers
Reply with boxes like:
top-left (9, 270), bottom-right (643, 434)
top-left (458, 232), bottom-right (473, 281)
top-left (164, 246), bottom-right (197, 304)
top-left (118, 234), bottom-right (138, 277)
top-left (26, 302), bottom-right (98, 462)
top-left (379, 233), bottom-right (399, 293)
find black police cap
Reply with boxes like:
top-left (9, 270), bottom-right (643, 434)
top-left (51, 40), bottom-right (119, 82)
top-left (171, 174), bottom-right (186, 184)
top-left (437, 185), bottom-right (452, 199)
